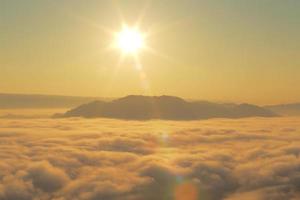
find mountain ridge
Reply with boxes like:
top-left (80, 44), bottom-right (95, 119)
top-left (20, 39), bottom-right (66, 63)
top-left (265, 103), bottom-right (300, 116)
top-left (57, 95), bottom-right (278, 120)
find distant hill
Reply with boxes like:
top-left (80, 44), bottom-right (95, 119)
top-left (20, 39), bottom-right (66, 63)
top-left (265, 103), bottom-right (300, 116)
top-left (57, 95), bottom-right (278, 120)
top-left (0, 93), bottom-right (108, 109)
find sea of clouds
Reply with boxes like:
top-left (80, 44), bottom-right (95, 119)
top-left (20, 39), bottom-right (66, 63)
top-left (0, 117), bottom-right (299, 200)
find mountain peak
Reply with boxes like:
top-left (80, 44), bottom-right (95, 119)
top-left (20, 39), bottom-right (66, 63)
top-left (58, 95), bottom-right (278, 120)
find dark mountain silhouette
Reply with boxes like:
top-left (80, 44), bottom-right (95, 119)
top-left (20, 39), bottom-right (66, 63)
top-left (58, 95), bottom-right (278, 120)
top-left (0, 93), bottom-right (109, 109)
top-left (265, 103), bottom-right (300, 116)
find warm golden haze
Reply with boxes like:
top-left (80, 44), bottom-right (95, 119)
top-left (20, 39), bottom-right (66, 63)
top-left (1, 1), bottom-right (300, 200)
top-left (1, 1), bottom-right (299, 104)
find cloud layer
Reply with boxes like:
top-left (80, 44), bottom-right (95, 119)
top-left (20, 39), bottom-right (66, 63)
top-left (0, 117), bottom-right (300, 200)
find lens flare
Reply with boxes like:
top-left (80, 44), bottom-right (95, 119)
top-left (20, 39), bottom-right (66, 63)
top-left (175, 182), bottom-right (198, 200)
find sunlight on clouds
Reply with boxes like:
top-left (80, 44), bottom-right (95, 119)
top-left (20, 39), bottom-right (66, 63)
top-left (0, 117), bottom-right (299, 200)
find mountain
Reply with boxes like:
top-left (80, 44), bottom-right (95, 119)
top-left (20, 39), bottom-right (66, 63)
top-left (0, 93), bottom-right (109, 109)
top-left (265, 103), bottom-right (300, 116)
top-left (58, 95), bottom-right (278, 120)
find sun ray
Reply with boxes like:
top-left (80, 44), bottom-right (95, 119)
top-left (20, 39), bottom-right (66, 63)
top-left (134, 0), bottom-right (152, 28)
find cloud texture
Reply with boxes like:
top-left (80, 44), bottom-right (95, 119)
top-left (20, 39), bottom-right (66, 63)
top-left (0, 117), bottom-right (300, 200)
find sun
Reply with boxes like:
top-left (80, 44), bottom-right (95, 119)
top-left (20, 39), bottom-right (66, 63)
top-left (116, 27), bottom-right (145, 54)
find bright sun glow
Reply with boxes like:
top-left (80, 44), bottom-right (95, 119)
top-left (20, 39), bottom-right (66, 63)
top-left (116, 27), bottom-right (144, 54)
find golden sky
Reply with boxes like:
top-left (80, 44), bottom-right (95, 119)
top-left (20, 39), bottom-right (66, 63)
top-left (1, 0), bottom-right (300, 104)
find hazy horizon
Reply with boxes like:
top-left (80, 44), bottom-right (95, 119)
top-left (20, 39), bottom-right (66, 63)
top-left (1, 92), bottom-right (300, 106)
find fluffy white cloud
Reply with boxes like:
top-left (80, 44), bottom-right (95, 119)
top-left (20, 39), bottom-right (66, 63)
top-left (0, 117), bottom-right (299, 200)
